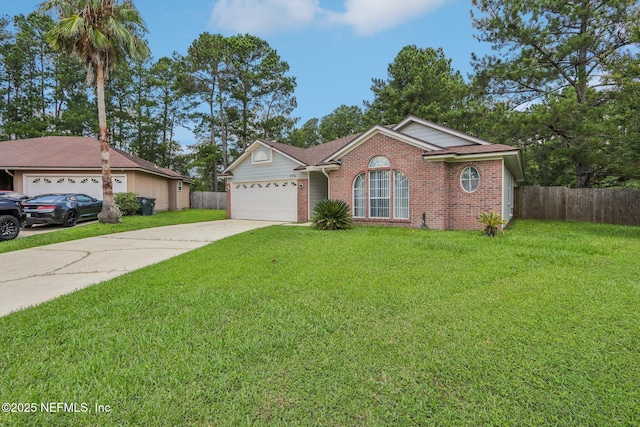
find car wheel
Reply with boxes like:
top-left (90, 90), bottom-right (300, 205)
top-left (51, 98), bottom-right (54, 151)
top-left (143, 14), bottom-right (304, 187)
top-left (63, 210), bottom-right (78, 227)
top-left (0, 215), bottom-right (20, 240)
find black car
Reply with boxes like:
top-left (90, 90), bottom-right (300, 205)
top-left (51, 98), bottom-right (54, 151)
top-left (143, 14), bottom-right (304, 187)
top-left (23, 193), bottom-right (102, 227)
top-left (0, 197), bottom-right (24, 240)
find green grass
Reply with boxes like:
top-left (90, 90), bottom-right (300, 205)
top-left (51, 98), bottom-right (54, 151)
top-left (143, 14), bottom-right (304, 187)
top-left (0, 209), bottom-right (227, 254)
top-left (1, 220), bottom-right (639, 426)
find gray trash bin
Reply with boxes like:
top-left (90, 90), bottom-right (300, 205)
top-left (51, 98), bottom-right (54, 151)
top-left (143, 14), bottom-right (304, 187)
top-left (137, 197), bottom-right (156, 215)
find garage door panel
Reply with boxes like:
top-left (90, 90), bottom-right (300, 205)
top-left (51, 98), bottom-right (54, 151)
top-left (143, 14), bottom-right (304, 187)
top-left (231, 180), bottom-right (297, 221)
top-left (24, 175), bottom-right (127, 200)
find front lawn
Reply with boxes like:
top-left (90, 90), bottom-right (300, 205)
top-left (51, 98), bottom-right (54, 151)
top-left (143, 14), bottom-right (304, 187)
top-left (1, 220), bottom-right (639, 426)
top-left (0, 209), bottom-right (227, 254)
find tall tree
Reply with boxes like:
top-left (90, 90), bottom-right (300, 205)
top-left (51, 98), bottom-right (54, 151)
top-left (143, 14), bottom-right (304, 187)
top-left (0, 13), bottom-right (56, 139)
top-left (149, 55), bottom-right (187, 169)
top-left (319, 104), bottom-right (367, 141)
top-left (605, 31), bottom-right (640, 187)
top-left (365, 45), bottom-right (469, 127)
top-left (0, 16), bottom-right (11, 140)
top-left (51, 51), bottom-right (96, 135)
top-left (41, 0), bottom-right (149, 223)
top-left (472, 0), bottom-right (640, 187)
top-left (184, 33), bottom-right (228, 190)
top-left (286, 117), bottom-right (320, 147)
top-left (226, 34), bottom-right (296, 151)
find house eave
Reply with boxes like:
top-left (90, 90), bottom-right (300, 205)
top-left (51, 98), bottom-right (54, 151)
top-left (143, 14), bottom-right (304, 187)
top-left (295, 164), bottom-right (341, 173)
top-left (423, 150), bottom-right (525, 183)
top-left (4, 166), bottom-right (192, 183)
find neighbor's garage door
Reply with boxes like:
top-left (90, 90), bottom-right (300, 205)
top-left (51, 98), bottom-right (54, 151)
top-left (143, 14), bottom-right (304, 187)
top-left (24, 174), bottom-right (127, 200)
top-left (231, 179), bottom-right (297, 222)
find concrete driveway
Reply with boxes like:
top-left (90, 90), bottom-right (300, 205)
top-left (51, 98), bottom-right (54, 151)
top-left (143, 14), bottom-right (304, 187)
top-left (0, 220), bottom-right (282, 317)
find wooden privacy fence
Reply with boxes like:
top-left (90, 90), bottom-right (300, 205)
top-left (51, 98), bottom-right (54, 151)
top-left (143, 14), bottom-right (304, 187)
top-left (516, 186), bottom-right (640, 226)
top-left (190, 191), bottom-right (227, 210)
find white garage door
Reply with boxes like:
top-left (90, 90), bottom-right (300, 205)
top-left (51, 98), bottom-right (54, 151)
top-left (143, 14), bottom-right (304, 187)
top-left (24, 174), bottom-right (127, 200)
top-left (231, 179), bottom-right (297, 221)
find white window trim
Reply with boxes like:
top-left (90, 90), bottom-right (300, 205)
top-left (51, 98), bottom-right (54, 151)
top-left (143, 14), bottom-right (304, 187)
top-left (369, 169), bottom-right (390, 218)
top-left (252, 148), bottom-right (272, 165)
top-left (369, 156), bottom-right (391, 168)
top-left (394, 171), bottom-right (409, 219)
top-left (352, 173), bottom-right (366, 218)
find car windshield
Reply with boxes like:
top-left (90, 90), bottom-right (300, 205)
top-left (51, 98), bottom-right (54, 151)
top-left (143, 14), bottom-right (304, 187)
top-left (0, 192), bottom-right (23, 198)
top-left (27, 195), bottom-right (66, 203)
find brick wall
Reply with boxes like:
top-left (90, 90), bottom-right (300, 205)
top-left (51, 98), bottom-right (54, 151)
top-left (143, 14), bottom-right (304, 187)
top-left (328, 133), bottom-right (504, 230)
top-left (446, 160), bottom-right (504, 230)
top-left (297, 178), bottom-right (309, 222)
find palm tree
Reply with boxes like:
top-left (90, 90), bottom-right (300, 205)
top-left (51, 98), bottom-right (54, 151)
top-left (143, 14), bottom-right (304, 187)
top-left (40, 0), bottom-right (149, 223)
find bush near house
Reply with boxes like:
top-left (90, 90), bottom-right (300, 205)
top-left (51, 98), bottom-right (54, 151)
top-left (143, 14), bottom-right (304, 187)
top-left (114, 192), bottom-right (141, 216)
top-left (311, 199), bottom-right (353, 230)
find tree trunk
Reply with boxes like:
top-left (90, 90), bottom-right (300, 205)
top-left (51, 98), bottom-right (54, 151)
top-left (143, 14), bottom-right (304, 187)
top-left (96, 65), bottom-right (121, 224)
top-left (217, 81), bottom-right (228, 169)
top-left (576, 161), bottom-right (592, 188)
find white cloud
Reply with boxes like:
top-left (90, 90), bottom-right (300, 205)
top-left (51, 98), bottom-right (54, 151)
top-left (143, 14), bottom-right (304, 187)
top-left (331, 0), bottom-right (446, 35)
top-left (210, 0), bottom-right (321, 34)
top-left (210, 0), bottom-right (444, 36)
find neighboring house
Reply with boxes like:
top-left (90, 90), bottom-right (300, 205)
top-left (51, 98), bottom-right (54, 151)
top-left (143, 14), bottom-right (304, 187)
top-left (0, 136), bottom-right (191, 211)
top-left (222, 116), bottom-right (524, 230)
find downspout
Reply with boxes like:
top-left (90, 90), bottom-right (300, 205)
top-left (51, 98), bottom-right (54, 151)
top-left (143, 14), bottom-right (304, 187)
top-left (4, 169), bottom-right (14, 178)
top-left (321, 167), bottom-right (330, 199)
top-left (307, 167), bottom-right (331, 221)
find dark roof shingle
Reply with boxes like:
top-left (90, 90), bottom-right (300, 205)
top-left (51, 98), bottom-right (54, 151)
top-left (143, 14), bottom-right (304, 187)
top-left (421, 143), bottom-right (519, 157)
top-left (260, 133), bottom-right (361, 167)
top-left (0, 136), bottom-right (187, 179)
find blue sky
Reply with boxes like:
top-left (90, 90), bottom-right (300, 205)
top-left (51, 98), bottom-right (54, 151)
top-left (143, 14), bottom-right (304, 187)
top-left (4, 0), bottom-right (490, 129)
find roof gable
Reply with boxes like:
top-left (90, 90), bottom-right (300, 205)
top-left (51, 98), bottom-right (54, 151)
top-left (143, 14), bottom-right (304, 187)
top-left (322, 125), bottom-right (443, 163)
top-left (224, 139), bottom-right (307, 175)
top-left (393, 116), bottom-right (493, 146)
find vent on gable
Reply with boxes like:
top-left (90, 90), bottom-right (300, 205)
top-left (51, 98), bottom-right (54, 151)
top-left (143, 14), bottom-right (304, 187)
top-left (252, 148), bottom-right (271, 164)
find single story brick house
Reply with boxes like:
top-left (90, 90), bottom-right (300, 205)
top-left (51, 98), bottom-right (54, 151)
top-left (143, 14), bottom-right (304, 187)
top-left (222, 116), bottom-right (524, 230)
top-left (0, 136), bottom-right (191, 211)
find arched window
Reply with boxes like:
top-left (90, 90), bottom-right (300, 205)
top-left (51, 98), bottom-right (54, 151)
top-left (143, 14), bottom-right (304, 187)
top-left (352, 156), bottom-right (410, 220)
top-left (369, 156), bottom-right (390, 168)
top-left (352, 173), bottom-right (366, 218)
top-left (461, 166), bottom-right (480, 193)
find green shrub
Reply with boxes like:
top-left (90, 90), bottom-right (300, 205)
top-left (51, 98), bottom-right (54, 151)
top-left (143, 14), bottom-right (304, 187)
top-left (311, 199), bottom-right (353, 230)
top-left (478, 211), bottom-right (507, 237)
top-left (115, 192), bottom-right (141, 216)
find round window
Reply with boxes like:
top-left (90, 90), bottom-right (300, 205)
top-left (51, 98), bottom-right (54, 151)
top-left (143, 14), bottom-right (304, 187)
top-left (460, 166), bottom-right (480, 192)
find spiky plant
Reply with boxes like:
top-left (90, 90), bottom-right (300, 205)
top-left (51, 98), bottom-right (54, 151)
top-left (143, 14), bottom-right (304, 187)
top-left (478, 211), bottom-right (507, 237)
top-left (311, 199), bottom-right (353, 230)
